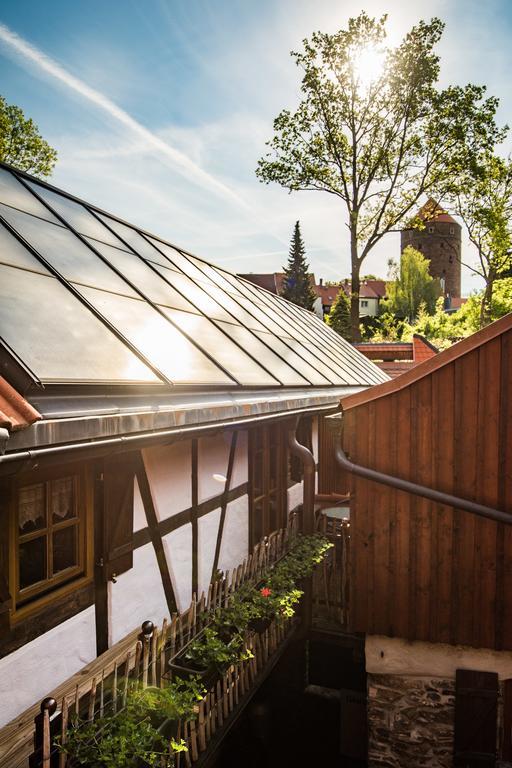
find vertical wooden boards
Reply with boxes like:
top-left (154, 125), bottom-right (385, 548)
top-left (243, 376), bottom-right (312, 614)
top-left (371, 395), bottom-right (392, 635)
top-left (191, 439), bottom-right (199, 596)
top-left (392, 387), bottom-right (411, 639)
top-left (500, 329), bottom-right (512, 648)
top-left (431, 363), bottom-right (455, 645)
top-left (350, 405), bottom-right (369, 633)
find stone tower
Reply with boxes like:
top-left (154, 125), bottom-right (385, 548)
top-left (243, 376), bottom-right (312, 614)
top-left (401, 198), bottom-right (461, 299)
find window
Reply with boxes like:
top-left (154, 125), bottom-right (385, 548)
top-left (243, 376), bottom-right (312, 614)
top-left (249, 425), bottom-right (287, 546)
top-left (361, 300), bottom-right (369, 308)
top-left (10, 464), bottom-right (91, 616)
top-left (428, 226), bottom-right (435, 233)
top-left (450, 226), bottom-right (455, 234)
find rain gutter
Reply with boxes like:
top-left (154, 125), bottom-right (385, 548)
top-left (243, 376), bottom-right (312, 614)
top-left (0, 402), bottom-right (338, 477)
top-left (328, 413), bottom-right (511, 525)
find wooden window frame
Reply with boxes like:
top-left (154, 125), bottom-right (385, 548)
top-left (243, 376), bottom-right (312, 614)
top-left (8, 462), bottom-right (93, 623)
top-left (249, 424), bottom-right (287, 547)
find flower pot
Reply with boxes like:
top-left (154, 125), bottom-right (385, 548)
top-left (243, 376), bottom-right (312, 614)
top-left (248, 616), bottom-right (272, 634)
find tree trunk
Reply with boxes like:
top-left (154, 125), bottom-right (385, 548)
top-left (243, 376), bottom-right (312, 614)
top-left (350, 227), bottom-right (360, 341)
top-left (480, 271), bottom-right (495, 328)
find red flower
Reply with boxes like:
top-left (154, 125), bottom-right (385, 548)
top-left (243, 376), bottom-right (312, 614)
top-left (260, 587), bottom-right (272, 598)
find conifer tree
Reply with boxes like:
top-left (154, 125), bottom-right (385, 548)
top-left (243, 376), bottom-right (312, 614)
top-left (281, 221), bottom-right (316, 309)
top-left (327, 287), bottom-right (352, 341)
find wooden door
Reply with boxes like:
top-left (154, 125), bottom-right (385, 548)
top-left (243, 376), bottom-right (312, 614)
top-left (454, 669), bottom-right (498, 767)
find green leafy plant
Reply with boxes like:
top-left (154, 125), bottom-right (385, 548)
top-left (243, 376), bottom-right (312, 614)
top-left (185, 628), bottom-right (252, 672)
top-left (127, 677), bottom-right (205, 723)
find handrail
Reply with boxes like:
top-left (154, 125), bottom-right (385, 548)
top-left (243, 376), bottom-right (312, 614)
top-left (328, 413), bottom-right (511, 525)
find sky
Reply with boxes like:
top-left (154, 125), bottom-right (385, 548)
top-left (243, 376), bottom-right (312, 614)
top-left (0, 0), bottom-right (511, 295)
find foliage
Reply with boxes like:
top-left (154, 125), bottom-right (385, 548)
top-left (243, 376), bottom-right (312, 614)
top-left (256, 12), bottom-right (504, 338)
top-left (382, 247), bottom-right (441, 322)
top-left (185, 628), bottom-right (252, 671)
top-left (57, 711), bottom-right (179, 768)
top-left (449, 153), bottom-right (512, 326)
top-left (367, 278), bottom-right (512, 347)
top-left (128, 678), bottom-right (205, 723)
top-left (0, 95), bottom-right (57, 177)
top-left (326, 287), bottom-right (352, 340)
top-left (281, 220), bottom-right (317, 309)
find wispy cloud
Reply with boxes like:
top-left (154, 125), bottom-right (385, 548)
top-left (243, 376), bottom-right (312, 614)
top-left (0, 22), bottom-right (251, 211)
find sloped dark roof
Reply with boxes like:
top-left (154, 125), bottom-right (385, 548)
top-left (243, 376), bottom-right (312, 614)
top-left (0, 163), bottom-right (388, 392)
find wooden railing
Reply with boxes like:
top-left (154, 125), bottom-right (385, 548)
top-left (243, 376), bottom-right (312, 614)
top-left (28, 527), bottom-right (295, 768)
top-left (312, 514), bottom-right (350, 628)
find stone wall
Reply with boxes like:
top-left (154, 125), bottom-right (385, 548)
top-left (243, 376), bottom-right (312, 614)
top-left (367, 674), bottom-right (455, 768)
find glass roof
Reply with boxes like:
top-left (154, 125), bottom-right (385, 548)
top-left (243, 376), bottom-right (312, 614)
top-left (0, 164), bottom-right (388, 389)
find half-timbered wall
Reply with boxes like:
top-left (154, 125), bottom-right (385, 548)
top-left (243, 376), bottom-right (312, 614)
top-left (0, 417), bottom-right (318, 727)
top-left (332, 317), bottom-right (512, 651)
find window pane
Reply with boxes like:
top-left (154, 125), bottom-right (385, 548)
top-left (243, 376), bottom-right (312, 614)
top-left (26, 183), bottom-right (123, 247)
top-left (18, 484), bottom-right (46, 534)
top-left (88, 239), bottom-right (196, 313)
top-left (155, 264), bottom-right (232, 320)
top-left (0, 264), bottom-right (159, 384)
top-left (19, 536), bottom-right (47, 590)
top-left (98, 215), bottom-right (168, 263)
top-left (53, 526), bottom-right (78, 574)
top-left (0, 222), bottom-right (51, 273)
top-left (51, 477), bottom-right (76, 524)
top-left (218, 322), bottom-right (309, 386)
top-left (77, 286), bottom-right (234, 385)
top-left (0, 205), bottom-right (137, 295)
top-left (160, 308), bottom-right (279, 386)
top-left (0, 168), bottom-right (60, 223)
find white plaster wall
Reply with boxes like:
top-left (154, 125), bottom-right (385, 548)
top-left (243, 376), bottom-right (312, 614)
top-left (162, 524), bottom-right (193, 612)
top-left (288, 481), bottom-right (303, 511)
top-left (217, 495), bottom-right (249, 573)
top-left (198, 508), bottom-right (221, 596)
top-left (0, 607), bottom-right (96, 727)
top-left (198, 431), bottom-right (248, 503)
top-left (109, 542), bottom-right (168, 645)
top-left (142, 442), bottom-right (192, 520)
top-left (312, 418), bottom-right (319, 463)
top-left (133, 476), bottom-right (146, 532)
top-left (366, 634), bottom-right (512, 681)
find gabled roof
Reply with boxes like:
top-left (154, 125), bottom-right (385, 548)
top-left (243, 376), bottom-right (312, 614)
top-left (0, 377), bottom-right (40, 431)
top-left (341, 313), bottom-right (512, 410)
top-left (410, 197), bottom-right (459, 226)
top-left (0, 163), bottom-right (388, 396)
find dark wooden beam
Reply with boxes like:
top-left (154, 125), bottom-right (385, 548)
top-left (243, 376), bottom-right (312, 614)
top-left (211, 431), bottom-right (238, 579)
top-left (191, 439), bottom-right (199, 595)
top-left (135, 453), bottom-right (178, 615)
top-left (93, 466), bottom-right (109, 655)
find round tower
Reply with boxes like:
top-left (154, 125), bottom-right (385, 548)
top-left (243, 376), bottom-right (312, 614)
top-left (401, 198), bottom-right (461, 299)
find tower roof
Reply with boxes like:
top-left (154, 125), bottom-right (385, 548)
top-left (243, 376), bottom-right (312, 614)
top-left (415, 198), bottom-right (458, 225)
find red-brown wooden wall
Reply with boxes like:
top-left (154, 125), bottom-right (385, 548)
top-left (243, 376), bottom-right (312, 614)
top-left (319, 315), bottom-right (512, 651)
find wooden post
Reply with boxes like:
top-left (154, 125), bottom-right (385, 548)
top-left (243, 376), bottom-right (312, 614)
top-left (141, 620), bottom-right (154, 689)
top-left (31, 697), bottom-right (57, 768)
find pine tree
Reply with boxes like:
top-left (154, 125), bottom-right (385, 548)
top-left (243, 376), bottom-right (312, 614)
top-left (327, 287), bottom-right (352, 341)
top-left (281, 221), bottom-right (316, 309)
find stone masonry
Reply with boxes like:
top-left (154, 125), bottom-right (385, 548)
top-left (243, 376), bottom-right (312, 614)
top-left (367, 674), bottom-right (455, 768)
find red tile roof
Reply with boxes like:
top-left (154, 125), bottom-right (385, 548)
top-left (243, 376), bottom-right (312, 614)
top-left (239, 274), bottom-right (387, 307)
top-left (414, 198), bottom-right (458, 225)
top-left (0, 377), bottom-right (41, 431)
top-left (341, 313), bottom-right (512, 410)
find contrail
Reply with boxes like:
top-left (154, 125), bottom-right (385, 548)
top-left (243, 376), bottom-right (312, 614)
top-left (0, 22), bottom-right (251, 211)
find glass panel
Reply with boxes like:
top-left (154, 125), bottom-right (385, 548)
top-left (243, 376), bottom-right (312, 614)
top-left (160, 308), bottom-right (278, 386)
top-left (77, 286), bottom-right (234, 385)
top-left (97, 215), bottom-right (169, 263)
top-left (282, 337), bottom-right (343, 384)
top-left (151, 262), bottom-right (237, 322)
top-left (18, 484), bottom-right (46, 534)
top-left (87, 239), bottom-right (196, 313)
top-left (53, 526), bottom-right (78, 574)
top-left (218, 322), bottom-right (310, 386)
top-left (27, 182), bottom-right (122, 247)
top-left (0, 264), bottom-right (159, 383)
top-left (0, 168), bottom-right (60, 223)
top-left (254, 331), bottom-right (330, 386)
top-left (0, 205), bottom-right (137, 295)
top-left (51, 477), bottom-right (76, 524)
top-left (19, 536), bottom-right (47, 590)
top-left (147, 237), bottom-right (208, 275)
top-left (0, 222), bottom-right (51, 273)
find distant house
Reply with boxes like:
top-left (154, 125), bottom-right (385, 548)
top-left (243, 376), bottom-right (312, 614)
top-left (354, 334), bottom-right (439, 378)
top-left (239, 273), bottom-right (387, 318)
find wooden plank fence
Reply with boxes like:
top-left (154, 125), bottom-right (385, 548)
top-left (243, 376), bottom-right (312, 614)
top-left (31, 528), bottom-right (294, 768)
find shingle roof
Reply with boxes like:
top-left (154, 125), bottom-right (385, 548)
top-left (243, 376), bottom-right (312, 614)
top-left (0, 376), bottom-right (41, 431)
top-left (0, 163), bottom-right (388, 392)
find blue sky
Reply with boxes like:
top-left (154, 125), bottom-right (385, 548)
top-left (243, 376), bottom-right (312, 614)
top-left (1, 0), bottom-right (512, 294)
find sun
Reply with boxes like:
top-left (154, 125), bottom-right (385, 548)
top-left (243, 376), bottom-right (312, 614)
top-left (352, 45), bottom-right (386, 90)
